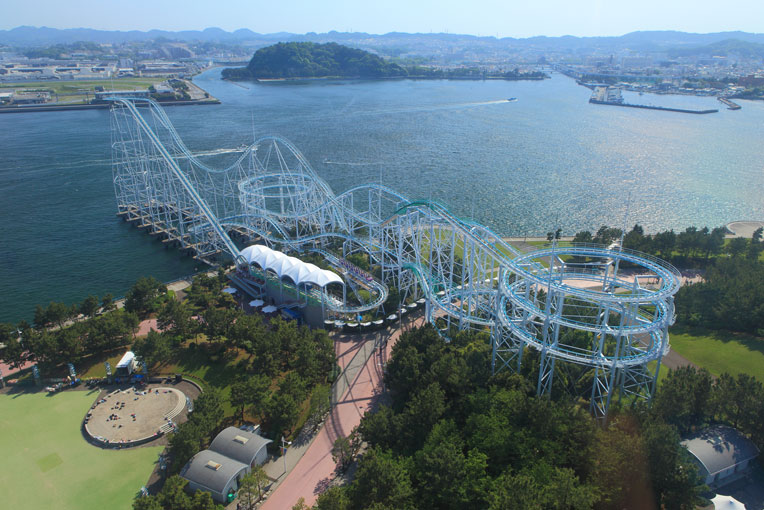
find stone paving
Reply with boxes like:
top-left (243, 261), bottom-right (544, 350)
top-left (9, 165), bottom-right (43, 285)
top-left (86, 386), bottom-right (183, 443)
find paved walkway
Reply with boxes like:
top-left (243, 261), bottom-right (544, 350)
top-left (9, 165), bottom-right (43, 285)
top-left (257, 316), bottom-right (424, 509)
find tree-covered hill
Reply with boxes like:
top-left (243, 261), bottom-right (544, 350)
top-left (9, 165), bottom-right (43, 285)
top-left (222, 42), bottom-right (407, 80)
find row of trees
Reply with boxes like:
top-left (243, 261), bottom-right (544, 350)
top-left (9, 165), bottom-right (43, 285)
top-left (0, 276), bottom-right (175, 376)
top-left (133, 477), bottom-right (223, 510)
top-left (572, 224), bottom-right (763, 266)
top-left (675, 256), bottom-right (764, 333)
top-left (651, 365), bottom-right (764, 451)
top-left (308, 325), bottom-right (703, 510)
top-left (0, 309), bottom-right (138, 372)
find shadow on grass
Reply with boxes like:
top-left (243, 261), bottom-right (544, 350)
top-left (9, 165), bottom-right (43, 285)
top-left (671, 325), bottom-right (764, 357)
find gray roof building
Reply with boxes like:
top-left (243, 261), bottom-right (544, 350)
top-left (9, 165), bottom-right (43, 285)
top-left (208, 426), bottom-right (272, 467)
top-left (180, 450), bottom-right (248, 503)
top-left (682, 426), bottom-right (760, 487)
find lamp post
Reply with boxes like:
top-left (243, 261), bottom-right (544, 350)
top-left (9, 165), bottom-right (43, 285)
top-left (281, 436), bottom-right (292, 475)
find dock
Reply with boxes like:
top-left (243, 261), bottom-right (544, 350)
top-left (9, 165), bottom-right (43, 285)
top-left (718, 97), bottom-right (742, 110)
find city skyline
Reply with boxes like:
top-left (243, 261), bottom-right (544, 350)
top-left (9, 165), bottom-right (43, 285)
top-left (2, 0), bottom-right (764, 39)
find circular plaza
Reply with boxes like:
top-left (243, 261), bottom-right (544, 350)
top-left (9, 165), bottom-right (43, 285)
top-left (84, 386), bottom-right (186, 447)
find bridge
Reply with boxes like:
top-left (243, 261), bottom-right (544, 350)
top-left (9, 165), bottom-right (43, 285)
top-left (110, 98), bottom-right (681, 418)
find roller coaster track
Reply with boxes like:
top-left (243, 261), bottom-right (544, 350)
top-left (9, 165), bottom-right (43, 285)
top-left (110, 98), bottom-right (681, 417)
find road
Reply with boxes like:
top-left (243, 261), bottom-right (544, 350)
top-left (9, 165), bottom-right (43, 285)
top-left (260, 316), bottom-right (425, 509)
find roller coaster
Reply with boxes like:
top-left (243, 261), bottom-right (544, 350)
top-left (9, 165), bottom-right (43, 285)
top-left (110, 98), bottom-right (681, 418)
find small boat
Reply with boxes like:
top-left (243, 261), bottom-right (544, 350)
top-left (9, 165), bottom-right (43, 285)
top-left (507, 97), bottom-right (518, 102)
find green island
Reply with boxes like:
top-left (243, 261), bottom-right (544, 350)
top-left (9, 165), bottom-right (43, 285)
top-left (222, 42), bottom-right (548, 82)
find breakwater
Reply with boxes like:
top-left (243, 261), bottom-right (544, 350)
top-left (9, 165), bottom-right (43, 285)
top-left (589, 99), bottom-right (718, 114)
top-left (718, 97), bottom-right (742, 110)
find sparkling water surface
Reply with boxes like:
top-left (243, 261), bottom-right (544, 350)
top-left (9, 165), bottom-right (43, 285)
top-left (1, 68), bottom-right (762, 322)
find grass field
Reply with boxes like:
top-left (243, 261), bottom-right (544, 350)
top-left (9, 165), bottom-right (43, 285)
top-left (0, 78), bottom-right (165, 104)
top-left (0, 389), bottom-right (162, 510)
top-left (668, 326), bottom-right (764, 382)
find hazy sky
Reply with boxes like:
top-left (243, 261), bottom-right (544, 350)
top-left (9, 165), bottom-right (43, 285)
top-left (2, 0), bottom-right (762, 38)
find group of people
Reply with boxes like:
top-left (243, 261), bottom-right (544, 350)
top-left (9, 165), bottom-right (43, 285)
top-left (338, 258), bottom-right (374, 283)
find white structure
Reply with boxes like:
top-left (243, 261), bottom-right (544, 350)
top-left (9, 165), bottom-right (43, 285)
top-left (115, 351), bottom-right (137, 377)
top-left (240, 244), bottom-right (342, 288)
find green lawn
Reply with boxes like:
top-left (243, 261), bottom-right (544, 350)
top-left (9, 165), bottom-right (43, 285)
top-left (668, 326), bottom-right (764, 382)
top-left (0, 389), bottom-right (162, 510)
top-left (0, 78), bottom-right (165, 104)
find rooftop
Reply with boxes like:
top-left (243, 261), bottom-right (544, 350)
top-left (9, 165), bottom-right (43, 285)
top-left (682, 426), bottom-right (760, 477)
top-left (180, 450), bottom-right (247, 494)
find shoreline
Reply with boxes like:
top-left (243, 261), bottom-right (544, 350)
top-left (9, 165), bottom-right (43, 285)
top-left (223, 74), bottom-right (548, 84)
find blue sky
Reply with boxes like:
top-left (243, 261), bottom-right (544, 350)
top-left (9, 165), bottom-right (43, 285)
top-left (2, 0), bottom-right (762, 37)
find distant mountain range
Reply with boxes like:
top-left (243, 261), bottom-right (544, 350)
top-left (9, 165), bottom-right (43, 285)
top-left (2, 26), bottom-right (764, 56)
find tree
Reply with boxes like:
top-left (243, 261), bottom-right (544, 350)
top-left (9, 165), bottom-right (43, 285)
top-left (168, 423), bottom-right (205, 473)
top-left (193, 387), bottom-right (225, 436)
top-left (291, 498), bottom-right (310, 510)
top-left (133, 495), bottom-right (163, 510)
top-left (267, 391), bottom-right (300, 437)
top-left (79, 295), bottom-right (100, 318)
top-left (238, 466), bottom-right (269, 508)
top-left (572, 230), bottom-right (593, 244)
top-left (202, 307), bottom-right (237, 342)
top-left (158, 299), bottom-right (195, 340)
top-left (157, 475), bottom-right (192, 510)
top-left (45, 301), bottom-right (70, 329)
top-left (652, 366), bottom-right (712, 433)
top-left (278, 371), bottom-right (307, 402)
top-left (191, 491), bottom-right (222, 510)
top-left (591, 417), bottom-right (654, 509)
top-left (307, 384), bottom-right (331, 430)
top-left (641, 418), bottom-right (703, 509)
top-left (132, 330), bottom-right (171, 371)
top-left (230, 374), bottom-right (270, 422)
top-left (488, 464), bottom-right (598, 510)
top-left (125, 277), bottom-right (167, 316)
top-left (413, 420), bottom-right (490, 509)
top-left (332, 427), bottom-right (362, 473)
top-left (726, 237), bottom-right (748, 258)
top-left (350, 447), bottom-right (414, 510)
top-left (314, 487), bottom-right (350, 510)
top-left (0, 324), bottom-right (25, 369)
top-left (101, 293), bottom-right (115, 312)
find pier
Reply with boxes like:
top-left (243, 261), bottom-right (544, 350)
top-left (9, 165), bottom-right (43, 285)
top-left (589, 98), bottom-right (718, 114)
top-left (718, 97), bottom-right (742, 110)
top-left (117, 202), bottom-right (260, 266)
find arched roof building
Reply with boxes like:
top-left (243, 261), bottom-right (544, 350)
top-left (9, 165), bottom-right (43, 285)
top-left (682, 426), bottom-right (760, 487)
top-left (209, 426), bottom-right (272, 467)
top-left (180, 450), bottom-right (248, 503)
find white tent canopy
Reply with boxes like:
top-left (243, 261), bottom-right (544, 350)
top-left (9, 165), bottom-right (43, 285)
top-left (712, 495), bottom-right (746, 510)
top-left (240, 245), bottom-right (343, 288)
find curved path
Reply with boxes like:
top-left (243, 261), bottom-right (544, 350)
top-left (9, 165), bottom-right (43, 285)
top-left (260, 317), bottom-right (423, 509)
